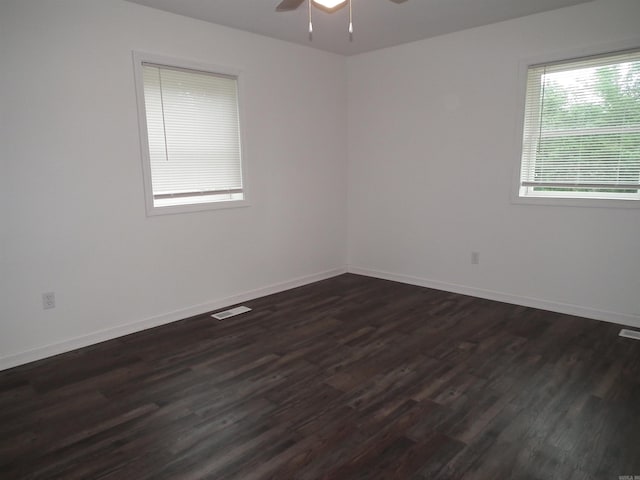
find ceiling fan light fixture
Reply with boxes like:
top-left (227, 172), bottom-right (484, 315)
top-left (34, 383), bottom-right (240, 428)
top-left (312, 0), bottom-right (348, 11)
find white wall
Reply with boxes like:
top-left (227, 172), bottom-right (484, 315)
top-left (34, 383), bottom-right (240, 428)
top-left (0, 0), bottom-right (348, 368)
top-left (3, 0), bottom-right (640, 371)
top-left (347, 0), bottom-right (640, 327)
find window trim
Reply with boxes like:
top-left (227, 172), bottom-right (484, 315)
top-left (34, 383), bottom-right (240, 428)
top-left (511, 39), bottom-right (640, 209)
top-left (132, 51), bottom-right (249, 216)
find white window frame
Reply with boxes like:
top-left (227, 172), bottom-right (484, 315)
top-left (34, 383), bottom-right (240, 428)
top-left (133, 51), bottom-right (249, 216)
top-left (512, 39), bottom-right (640, 209)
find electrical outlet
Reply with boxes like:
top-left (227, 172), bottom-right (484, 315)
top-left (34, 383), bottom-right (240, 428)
top-left (42, 292), bottom-right (56, 310)
top-left (471, 251), bottom-right (480, 265)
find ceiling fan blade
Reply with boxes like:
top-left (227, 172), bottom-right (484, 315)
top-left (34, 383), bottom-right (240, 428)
top-left (276, 0), bottom-right (305, 11)
top-left (389, 0), bottom-right (408, 3)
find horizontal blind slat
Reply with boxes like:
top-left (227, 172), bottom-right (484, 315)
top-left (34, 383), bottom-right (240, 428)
top-left (520, 49), bottom-right (640, 197)
top-left (142, 64), bottom-right (243, 199)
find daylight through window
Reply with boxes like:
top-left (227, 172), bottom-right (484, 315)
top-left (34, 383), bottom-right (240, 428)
top-left (519, 49), bottom-right (640, 202)
top-left (135, 54), bottom-right (246, 214)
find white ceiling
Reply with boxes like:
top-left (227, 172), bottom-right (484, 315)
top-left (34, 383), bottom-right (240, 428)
top-left (126, 0), bottom-right (595, 56)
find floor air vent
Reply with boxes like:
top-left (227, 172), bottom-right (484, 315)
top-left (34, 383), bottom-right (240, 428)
top-left (619, 329), bottom-right (640, 340)
top-left (212, 306), bottom-right (252, 321)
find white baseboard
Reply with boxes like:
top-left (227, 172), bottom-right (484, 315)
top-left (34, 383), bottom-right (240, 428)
top-left (4, 264), bottom-right (637, 372)
top-left (347, 265), bottom-right (640, 329)
top-left (0, 267), bottom-right (346, 372)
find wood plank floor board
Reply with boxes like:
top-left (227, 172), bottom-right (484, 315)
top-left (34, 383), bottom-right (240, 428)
top-left (1, 273), bottom-right (639, 479)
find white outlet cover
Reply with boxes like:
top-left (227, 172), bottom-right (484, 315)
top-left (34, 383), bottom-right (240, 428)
top-left (42, 292), bottom-right (56, 309)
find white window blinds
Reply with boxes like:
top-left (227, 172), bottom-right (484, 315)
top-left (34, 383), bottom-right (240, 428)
top-left (141, 63), bottom-right (244, 208)
top-left (520, 49), bottom-right (640, 200)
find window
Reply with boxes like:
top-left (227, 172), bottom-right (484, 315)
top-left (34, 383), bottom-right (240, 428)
top-left (518, 49), bottom-right (640, 203)
top-left (133, 52), bottom-right (247, 215)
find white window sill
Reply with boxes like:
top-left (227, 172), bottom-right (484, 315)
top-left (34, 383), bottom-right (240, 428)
top-left (511, 195), bottom-right (640, 209)
top-left (146, 198), bottom-right (250, 216)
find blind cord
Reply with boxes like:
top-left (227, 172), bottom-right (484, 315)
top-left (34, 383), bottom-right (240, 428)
top-left (157, 69), bottom-right (170, 162)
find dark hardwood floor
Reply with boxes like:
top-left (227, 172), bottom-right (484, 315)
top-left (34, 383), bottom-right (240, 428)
top-left (1, 274), bottom-right (639, 479)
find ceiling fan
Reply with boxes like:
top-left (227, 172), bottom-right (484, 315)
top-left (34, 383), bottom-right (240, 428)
top-left (277, 0), bottom-right (408, 14)
top-left (277, 0), bottom-right (408, 37)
